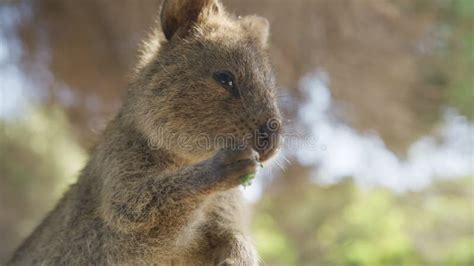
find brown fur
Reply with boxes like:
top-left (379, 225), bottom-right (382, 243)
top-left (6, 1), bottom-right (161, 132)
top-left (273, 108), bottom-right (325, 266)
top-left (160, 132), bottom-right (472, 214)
top-left (8, 0), bottom-right (281, 265)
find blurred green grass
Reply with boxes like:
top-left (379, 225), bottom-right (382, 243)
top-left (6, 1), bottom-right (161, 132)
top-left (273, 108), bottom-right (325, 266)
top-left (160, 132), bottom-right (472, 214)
top-left (253, 177), bottom-right (473, 266)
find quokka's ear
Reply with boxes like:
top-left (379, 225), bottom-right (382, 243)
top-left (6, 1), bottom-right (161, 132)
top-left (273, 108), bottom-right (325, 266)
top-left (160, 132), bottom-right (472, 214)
top-left (241, 16), bottom-right (270, 48)
top-left (160, 0), bottom-right (221, 40)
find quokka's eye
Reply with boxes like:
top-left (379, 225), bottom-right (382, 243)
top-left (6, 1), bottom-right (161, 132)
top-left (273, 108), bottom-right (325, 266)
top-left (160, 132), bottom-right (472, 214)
top-left (213, 70), bottom-right (240, 98)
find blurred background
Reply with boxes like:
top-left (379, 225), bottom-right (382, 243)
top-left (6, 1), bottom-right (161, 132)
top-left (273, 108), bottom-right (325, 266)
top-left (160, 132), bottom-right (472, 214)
top-left (0, 0), bottom-right (473, 265)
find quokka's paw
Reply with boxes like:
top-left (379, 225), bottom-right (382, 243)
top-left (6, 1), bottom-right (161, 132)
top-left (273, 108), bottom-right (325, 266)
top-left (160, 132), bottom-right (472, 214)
top-left (216, 235), bottom-right (260, 266)
top-left (217, 257), bottom-right (258, 266)
top-left (217, 258), bottom-right (237, 266)
top-left (210, 146), bottom-right (259, 189)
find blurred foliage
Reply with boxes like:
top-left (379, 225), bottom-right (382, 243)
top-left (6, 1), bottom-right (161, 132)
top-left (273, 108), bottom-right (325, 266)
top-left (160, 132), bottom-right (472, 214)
top-left (444, 0), bottom-right (474, 120)
top-left (417, 0), bottom-right (474, 120)
top-left (253, 176), bottom-right (474, 266)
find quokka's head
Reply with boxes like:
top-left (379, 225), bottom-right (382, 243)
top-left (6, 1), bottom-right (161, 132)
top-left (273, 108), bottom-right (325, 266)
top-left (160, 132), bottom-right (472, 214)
top-left (126, 0), bottom-right (281, 163)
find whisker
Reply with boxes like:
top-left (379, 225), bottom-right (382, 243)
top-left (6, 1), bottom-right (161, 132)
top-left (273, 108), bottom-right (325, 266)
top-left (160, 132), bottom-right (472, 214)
top-left (281, 154), bottom-right (291, 165)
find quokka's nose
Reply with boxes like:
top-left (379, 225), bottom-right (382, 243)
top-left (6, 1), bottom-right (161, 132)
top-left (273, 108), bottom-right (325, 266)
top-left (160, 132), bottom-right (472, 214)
top-left (254, 118), bottom-right (281, 162)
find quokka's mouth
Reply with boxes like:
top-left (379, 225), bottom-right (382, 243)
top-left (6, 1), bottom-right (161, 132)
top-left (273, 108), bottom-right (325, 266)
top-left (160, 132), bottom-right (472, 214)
top-left (253, 118), bottom-right (281, 162)
top-left (257, 145), bottom-right (280, 162)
